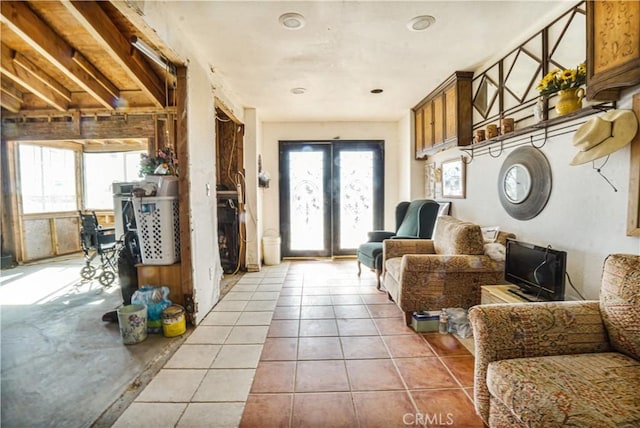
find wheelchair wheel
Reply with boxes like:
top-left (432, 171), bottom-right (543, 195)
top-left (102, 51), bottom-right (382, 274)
top-left (98, 271), bottom-right (116, 287)
top-left (81, 265), bottom-right (96, 280)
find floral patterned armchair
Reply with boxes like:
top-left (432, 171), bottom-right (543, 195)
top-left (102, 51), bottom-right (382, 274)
top-left (381, 215), bottom-right (514, 325)
top-left (469, 253), bottom-right (640, 427)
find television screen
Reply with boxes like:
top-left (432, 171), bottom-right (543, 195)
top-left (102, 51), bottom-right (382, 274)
top-left (505, 239), bottom-right (566, 301)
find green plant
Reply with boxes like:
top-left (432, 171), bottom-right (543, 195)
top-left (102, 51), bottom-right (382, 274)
top-left (536, 63), bottom-right (586, 96)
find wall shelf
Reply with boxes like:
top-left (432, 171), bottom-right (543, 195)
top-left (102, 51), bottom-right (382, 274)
top-left (461, 101), bottom-right (616, 159)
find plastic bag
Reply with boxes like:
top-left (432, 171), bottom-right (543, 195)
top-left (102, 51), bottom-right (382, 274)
top-left (131, 285), bottom-right (172, 333)
top-left (445, 307), bottom-right (473, 338)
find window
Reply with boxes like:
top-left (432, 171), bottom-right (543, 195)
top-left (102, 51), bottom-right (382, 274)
top-left (19, 145), bottom-right (77, 214)
top-left (83, 151), bottom-right (144, 209)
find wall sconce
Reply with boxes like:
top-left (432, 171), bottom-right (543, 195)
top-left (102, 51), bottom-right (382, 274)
top-left (258, 171), bottom-right (271, 188)
top-left (258, 155), bottom-right (270, 188)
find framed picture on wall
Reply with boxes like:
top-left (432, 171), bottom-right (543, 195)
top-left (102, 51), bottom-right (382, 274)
top-left (424, 162), bottom-right (436, 199)
top-left (441, 157), bottom-right (466, 199)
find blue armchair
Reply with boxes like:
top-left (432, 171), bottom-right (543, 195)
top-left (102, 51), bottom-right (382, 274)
top-left (356, 199), bottom-right (444, 290)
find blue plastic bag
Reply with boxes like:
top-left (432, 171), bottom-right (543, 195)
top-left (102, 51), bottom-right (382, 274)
top-left (131, 285), bottom-right (172, 333)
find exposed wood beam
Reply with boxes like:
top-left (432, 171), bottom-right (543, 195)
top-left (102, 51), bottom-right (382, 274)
top-left (0, 105), bottom-right (176, 119)
top-left (107, 0), bottom-right (184, 65)
top-left (1, 79), bottom-right (23, 102)
top-left (71, 51), bottom-right (118, 98)
top-left (13, 52), bottom-right (72, 102)
top-left (0, 90), bottom-right (22, 112)
top-left (1, 114), bottom-right (157, 141)
top-left (1, 43), bottom-right (68, 111)
top-left (61, 1), bottom-right (165, 108)
top-left (0, 1), bottom-right (116, 110)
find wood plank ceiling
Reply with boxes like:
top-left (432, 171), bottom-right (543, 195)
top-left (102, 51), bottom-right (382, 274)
top-left (0, 0), bottom-right (178, 119)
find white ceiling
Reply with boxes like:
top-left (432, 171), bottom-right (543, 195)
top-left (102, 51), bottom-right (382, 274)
top-left (160, 1), bottom-right (575, 122)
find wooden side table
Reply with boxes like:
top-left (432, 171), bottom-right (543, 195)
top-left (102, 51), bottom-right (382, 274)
top-left (136, 263), bottom-right (184, 306)
top-left (480, 285), bottom-right (528, 304)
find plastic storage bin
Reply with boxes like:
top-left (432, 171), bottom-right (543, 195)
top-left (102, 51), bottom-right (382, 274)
top-left (133, 196), bottom-right (180, 265)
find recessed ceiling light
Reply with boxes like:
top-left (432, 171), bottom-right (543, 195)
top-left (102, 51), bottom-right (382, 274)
top-left (291, 87), bottom-right (306, 94)
top-left (407, 15), bottom-right (436, 32)
top-left (370, 89), bottom-right (384, 94)
top-left (279, 12), bottom-right (306, 30)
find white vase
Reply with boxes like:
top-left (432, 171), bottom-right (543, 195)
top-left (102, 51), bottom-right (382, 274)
top-left (533, 97), bottom-right (544, 122)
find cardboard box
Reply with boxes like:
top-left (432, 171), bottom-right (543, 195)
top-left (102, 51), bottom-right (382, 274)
top-left (411, 311), bottom-right (440, 332)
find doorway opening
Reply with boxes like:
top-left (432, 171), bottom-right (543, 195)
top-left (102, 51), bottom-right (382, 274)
top-left (215, 106), bottom-right (245, 273)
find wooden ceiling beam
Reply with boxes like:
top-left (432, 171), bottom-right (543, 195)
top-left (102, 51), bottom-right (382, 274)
top-left (1, 78), bottom-right (23, 102)
top-left (0, 1), bottom-right (116, 110)
top-left (61, 0), bottom-right (166, 108)
top-left (1, 43), bottom-right (68, 111)
top-left (13, 52), bottom-right (72, 102)
top-left (1, 77), bottom-right (24, 113)
top-left (71, 51), bottom-right (119, 98)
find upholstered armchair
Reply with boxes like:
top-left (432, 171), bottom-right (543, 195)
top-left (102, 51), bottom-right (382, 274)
top-left (382, 215), bottom-right (514, 324)
top-left (356, 199), bottom-right (443, 290)
top-left (469, 254), bottom-right (640, 427)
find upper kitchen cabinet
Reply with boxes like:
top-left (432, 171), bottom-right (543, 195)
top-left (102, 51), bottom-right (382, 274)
top-left (413, 71), bottom-right (473, 159)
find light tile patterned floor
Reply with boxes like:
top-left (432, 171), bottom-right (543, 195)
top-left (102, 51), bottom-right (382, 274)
top-left (113, 260), bottom-right (483, 427)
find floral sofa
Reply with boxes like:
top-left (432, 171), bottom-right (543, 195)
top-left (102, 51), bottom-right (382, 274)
top-left (381, 215), bottom-right (514, 325)
top-left (469, 253), bottom-right (640, 427)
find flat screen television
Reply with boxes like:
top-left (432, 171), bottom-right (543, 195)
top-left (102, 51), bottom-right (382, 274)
top-left (504, 239), bottom-right (566, 302)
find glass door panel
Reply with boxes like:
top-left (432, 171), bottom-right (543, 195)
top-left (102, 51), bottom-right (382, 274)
top-left (289, 151), bottom-right (325, 251)
top-left (337, 151), bottom-right (374, 251)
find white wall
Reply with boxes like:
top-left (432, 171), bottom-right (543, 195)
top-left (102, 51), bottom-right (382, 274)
top-left (423, 88), bottom-right (640, 300)
top-left (260, 122), bottom-right (402, 252)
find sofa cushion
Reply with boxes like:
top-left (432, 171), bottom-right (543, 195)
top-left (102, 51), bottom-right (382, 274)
top-left (433, 216), bottom-right (484, 255)
top-left (487, 352), bottom-right (640, 427)
top-left (599, 253), bottom-right (640, 360)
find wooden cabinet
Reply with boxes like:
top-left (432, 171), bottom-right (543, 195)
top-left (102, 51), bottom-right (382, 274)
top-left (136, 262), bottom-right (184, 306)
top-left (586, 0), bottom-right (640, 101)
top-left (480, 285), bottom-right (528, 304)
top-left (413, 71), bottom-right (473, 159)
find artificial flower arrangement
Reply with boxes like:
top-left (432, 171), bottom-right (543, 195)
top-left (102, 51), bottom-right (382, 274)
top-left (139, 147), bottom-right (178, 177)
top-left (536, 63), bottom-right (586, 96)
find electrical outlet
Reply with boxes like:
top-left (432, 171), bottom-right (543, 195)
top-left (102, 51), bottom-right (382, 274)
top-left (209, 266), bottom-right (213, 280)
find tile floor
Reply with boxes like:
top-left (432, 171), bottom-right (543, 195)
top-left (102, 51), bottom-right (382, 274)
top-left (113, 260), bottom-right (484, 427)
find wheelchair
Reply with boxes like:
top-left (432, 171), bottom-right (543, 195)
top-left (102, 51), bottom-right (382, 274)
top-left (78, 211), bottom-right (120, 287)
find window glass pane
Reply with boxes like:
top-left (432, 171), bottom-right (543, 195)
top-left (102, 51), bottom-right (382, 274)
top-left (19, 145), bottom-right (77, 214)
top-left (84, 151), bottom-right (145, 209)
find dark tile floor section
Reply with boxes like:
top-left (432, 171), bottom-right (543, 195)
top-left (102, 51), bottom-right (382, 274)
top-left (239, 261), bottom-right (484, 428)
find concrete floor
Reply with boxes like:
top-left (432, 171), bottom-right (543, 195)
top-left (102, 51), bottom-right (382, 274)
top-left (0, 255), bottom-right (193, 428)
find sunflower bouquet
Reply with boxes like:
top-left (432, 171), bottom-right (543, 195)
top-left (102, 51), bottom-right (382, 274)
top-left (536, 63), bottom-right (586, 96)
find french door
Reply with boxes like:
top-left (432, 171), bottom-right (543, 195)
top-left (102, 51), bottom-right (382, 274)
top-left (279, 140), bottom-right (384, 258)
